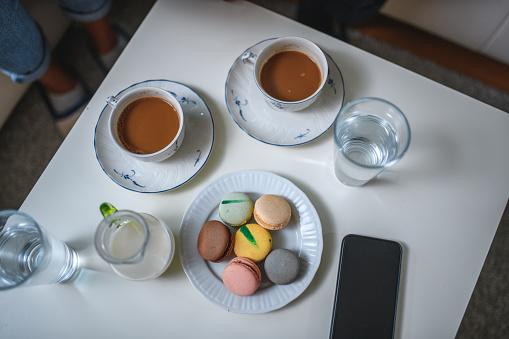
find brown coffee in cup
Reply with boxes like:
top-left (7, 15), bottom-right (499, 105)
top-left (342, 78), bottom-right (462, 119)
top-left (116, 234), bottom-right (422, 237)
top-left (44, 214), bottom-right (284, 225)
top-left (260, 50), bottom-right (322, 102)
top-left (117, 97), bottom-right (180, 154)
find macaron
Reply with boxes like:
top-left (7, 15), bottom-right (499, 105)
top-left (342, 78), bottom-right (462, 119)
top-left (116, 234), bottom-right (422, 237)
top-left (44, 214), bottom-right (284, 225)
top-left (253, 194), bottom-right (291, 230)
top-left (264, 248), bottom-right (300, 285)
top-left (197, 220), bottom-right (234, 263)
top-left (218, 192), bottom-right (254, 227)
top-left (234, 223), bottom-right (272, 263)
top-left (222, 257), bottom-right (261, 296)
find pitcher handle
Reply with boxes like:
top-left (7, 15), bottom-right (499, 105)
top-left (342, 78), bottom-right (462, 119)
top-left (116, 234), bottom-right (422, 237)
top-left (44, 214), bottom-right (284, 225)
top-left (100, 202), bottom-right (118, 218)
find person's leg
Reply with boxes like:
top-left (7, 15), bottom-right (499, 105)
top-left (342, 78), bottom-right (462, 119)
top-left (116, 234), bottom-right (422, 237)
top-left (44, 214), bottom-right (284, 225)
top-left (57, 0), bottom-right (127, 70)
top-left (36, 57), bottom-right (91, 136)
top-left (0, 0), bottom-right (89, 137)
top-left (80, 15), bottom-right (117, 55)
top-left (0, 0), bottom-right (52, 84)
top-left (39, 59), bottom-right (77, 94)
top-left (57, 0), bottom-right (115, 52)
top-left (57, 0), bottom-right (112, 23)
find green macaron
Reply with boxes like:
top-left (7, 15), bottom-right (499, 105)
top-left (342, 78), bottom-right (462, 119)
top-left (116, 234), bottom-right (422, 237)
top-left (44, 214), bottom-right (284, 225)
top-left (218, 192), bottom-right (253, 227)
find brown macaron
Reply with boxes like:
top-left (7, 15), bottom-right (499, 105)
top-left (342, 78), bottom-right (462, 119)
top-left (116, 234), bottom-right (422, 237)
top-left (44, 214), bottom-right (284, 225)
top-left (197, 220), bottom-right (234, 263)
top-left (253, 194), bottom-right (291, 230)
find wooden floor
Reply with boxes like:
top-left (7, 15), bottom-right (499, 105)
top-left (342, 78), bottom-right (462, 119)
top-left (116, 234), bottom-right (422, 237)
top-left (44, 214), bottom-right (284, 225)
top-left (353, 15), bottom-right (509, 94)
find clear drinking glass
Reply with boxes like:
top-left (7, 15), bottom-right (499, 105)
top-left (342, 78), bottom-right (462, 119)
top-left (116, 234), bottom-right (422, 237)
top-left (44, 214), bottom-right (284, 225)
top-left (333, 97), bottom-right (411, 186)
top-left (0, 210), bottom-right (80, 290)
top-left (95, 203), bottom-right (175, 281)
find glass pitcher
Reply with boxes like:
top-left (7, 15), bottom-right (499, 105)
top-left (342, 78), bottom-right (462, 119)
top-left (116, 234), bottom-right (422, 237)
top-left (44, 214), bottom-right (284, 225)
top-left (95, 203), bottom-right (175, 281)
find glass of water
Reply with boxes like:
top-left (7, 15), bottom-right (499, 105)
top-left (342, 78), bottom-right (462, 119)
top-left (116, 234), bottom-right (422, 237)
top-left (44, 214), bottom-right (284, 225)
top-left (333, 97), bottom-right (411, 186)
top-left (0, 210), bottom-right (80, 290)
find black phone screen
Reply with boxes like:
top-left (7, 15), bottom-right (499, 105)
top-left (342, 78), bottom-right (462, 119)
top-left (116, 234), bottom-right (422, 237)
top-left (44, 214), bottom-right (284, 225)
top-left (330, 234), bottom-right (402, 339)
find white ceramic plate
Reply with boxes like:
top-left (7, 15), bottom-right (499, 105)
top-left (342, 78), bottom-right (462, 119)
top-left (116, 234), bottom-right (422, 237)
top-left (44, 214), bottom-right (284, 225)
top-left (94, 80), bottom-right (214, 193)
top-left (225, 38), bottom-right (345, 146)
top-left (180, 170), bottom-right (323, 313)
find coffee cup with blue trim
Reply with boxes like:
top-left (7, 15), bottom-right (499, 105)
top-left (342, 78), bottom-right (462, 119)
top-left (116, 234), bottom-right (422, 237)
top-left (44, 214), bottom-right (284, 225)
top-left (242, 36), bottom-right (328, 112)
top-left (106, 87), bottom-right (185, 162)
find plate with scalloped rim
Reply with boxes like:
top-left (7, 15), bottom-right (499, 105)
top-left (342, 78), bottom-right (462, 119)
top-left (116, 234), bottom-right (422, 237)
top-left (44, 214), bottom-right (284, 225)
top-left (94, 79), bottom-right (214, 193)
top-left (225, 38), bottom-right (345, 146)
top-left (179, 170), bottom-right (323, 313)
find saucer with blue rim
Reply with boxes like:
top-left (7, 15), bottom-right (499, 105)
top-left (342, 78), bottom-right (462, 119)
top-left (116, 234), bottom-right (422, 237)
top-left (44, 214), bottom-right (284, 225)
top-left (94, 79), bottom-right (214, 193)
top-left (225, 38), bottom-right (345, 146)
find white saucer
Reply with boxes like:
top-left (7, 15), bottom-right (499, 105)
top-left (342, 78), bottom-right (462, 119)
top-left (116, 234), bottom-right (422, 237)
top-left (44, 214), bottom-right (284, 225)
top-left (180, 170), bottom-right (323, 313)
top-left (94, 80), bottom-right (214, 193)
top-left (225, 38), bottom-right (345, 146)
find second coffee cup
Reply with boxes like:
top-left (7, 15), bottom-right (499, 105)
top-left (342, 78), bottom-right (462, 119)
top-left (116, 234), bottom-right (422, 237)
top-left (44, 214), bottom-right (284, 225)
top-left (243, 36), bottom-right (328, 112)
top-left (107, 87), bottom-right (185, 162)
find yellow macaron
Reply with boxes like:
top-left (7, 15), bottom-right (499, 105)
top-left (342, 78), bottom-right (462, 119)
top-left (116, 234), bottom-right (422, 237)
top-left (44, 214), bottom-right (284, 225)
top-left (234, 223), bottom-right (272, 263)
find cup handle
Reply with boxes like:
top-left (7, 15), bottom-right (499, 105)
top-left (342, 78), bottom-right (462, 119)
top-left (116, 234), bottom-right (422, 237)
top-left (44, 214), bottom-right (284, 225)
top-left (106, 95), bottom-right (119, 107)
top-left (241, 52), bottom-right (256, 65)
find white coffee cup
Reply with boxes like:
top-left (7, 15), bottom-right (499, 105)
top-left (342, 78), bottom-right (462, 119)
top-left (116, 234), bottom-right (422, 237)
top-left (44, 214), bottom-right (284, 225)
top-left (242, 36), bottom-right (328, 112)
top-left (106, 87), bottom-right (185, 162)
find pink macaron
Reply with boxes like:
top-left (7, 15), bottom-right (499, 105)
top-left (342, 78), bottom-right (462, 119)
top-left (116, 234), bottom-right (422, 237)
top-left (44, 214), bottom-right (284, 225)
top-left (222, 257), bottom-right (261, 296)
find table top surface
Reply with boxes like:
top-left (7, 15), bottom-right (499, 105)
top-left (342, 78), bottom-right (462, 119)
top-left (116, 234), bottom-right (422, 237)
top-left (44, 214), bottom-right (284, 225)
top-left (4, 1), bottom-right (509, 338)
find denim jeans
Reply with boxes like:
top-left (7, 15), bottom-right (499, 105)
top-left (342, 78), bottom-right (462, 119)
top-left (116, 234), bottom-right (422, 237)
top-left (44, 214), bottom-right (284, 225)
top-left (0, 0), bottom-right (112, 84)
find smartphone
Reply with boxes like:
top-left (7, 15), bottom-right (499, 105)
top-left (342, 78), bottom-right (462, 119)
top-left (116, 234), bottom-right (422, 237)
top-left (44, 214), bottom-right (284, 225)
top-left (330, 234), bottom-right (402, 339)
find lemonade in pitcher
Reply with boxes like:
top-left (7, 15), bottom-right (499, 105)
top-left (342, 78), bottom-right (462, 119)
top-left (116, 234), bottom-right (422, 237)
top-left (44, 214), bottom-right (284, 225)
top-left (95, 203), bottom-right (175, 280)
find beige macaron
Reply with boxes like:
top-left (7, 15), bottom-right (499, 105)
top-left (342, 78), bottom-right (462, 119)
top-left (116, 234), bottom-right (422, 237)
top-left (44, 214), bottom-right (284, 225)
top-left (253, 194), bottom-right (291, 230)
